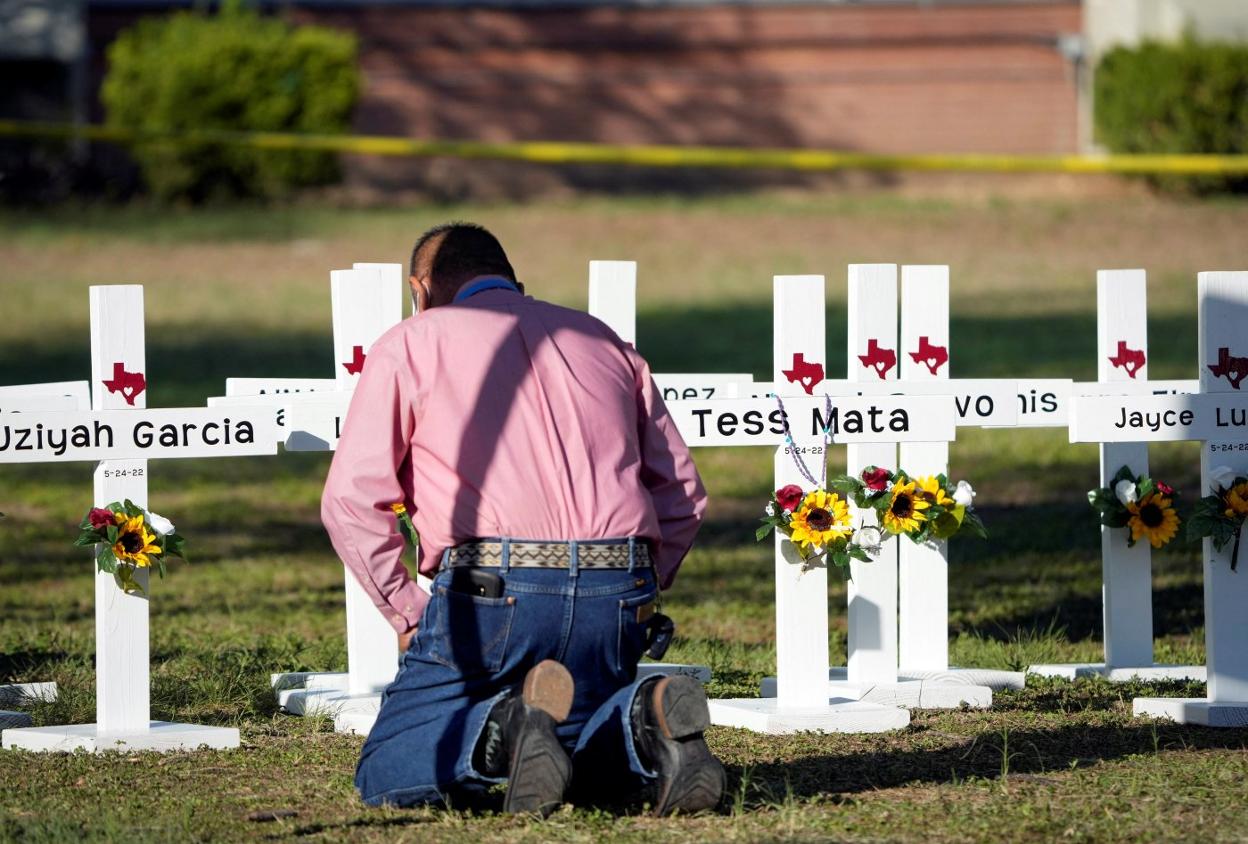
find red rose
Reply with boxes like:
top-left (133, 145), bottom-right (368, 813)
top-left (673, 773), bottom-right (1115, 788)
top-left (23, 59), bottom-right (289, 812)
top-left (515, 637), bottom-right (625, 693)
top-left (1156, 481), bottom-right (1175, 496)
top-left (862, 467), bottom-right (892, 492)
top-left (775, 485), bottom-right (804, 511)
top-left (87, 508), bottom-right (116, 530)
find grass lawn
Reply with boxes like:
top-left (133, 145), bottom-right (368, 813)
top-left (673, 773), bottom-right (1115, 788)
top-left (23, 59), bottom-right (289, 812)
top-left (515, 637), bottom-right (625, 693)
top-left (3, 191), bottom-right (1248, 842)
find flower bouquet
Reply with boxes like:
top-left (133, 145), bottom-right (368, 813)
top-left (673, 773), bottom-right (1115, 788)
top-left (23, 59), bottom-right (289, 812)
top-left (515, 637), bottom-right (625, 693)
top-left (75, 500), bottom-right (187, 595)
top-left (391, 502), bottom-right (419, 548)
top-left (757, 483), bottom-right (882, 577)
top-left (1087, 465), bottom-right (1181, 549)
top-left (1186, 465), bottom-right (1248, 571)
top-left (828, 466), bottom-right (987, 545)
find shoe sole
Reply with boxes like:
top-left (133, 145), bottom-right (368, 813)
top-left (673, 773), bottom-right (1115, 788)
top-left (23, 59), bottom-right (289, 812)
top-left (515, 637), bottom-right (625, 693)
top-left (522, 659), bottom-right (575, 722)
top-left (651, 675), bottom-right (726, 817)
top-left (504, 660), bottom-right (575, 817)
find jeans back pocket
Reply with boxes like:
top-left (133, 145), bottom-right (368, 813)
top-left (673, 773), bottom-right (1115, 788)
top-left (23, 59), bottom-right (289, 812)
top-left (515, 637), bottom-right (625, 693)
top-left (428, 587), bottom-right (517, 675)
top-left (614, 590), bottom-right (658, 680)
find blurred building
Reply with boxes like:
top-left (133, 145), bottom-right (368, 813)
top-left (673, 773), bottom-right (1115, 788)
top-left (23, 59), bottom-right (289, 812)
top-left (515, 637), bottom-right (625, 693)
top-left (4, 0), bottom-right (1248, 194)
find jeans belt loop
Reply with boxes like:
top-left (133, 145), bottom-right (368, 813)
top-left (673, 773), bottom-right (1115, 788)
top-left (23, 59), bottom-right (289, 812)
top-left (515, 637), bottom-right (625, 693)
top-left (500, 538), bottom-right (511, 575)
top-left (627, 536), bottom-right (637, 573)
top-left (569, 540), bottom-right (580, 578)
top-left (441, 547), bottom-right (451, 572)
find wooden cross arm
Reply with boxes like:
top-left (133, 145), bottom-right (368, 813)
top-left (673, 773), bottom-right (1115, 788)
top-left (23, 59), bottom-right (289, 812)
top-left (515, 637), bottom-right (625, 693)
top-left (1069, 392), bottom-right (1248, 444)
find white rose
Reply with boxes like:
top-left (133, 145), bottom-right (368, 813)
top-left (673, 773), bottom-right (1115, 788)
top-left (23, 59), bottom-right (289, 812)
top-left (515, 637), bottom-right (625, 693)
top-left (953, 480), bottom-right (976, 508)
top-left (854, 525), bottom-right (883, 557)
top-left (147, 511), bottom-right (175, 536)
top-left (1210, 465), bottom-right (1237, 491)
top-left (1114, 479), bottom-right (1138, 507)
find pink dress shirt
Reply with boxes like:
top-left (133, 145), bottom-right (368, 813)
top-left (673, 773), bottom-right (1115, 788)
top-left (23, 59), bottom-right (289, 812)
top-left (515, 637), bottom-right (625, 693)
top-left (321, 284), bottom-right (707, 634)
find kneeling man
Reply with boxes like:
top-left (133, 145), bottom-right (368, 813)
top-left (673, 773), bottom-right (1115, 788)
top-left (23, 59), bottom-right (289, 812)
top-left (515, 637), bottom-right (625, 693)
top-left (321, 223), bottom-right (724, 815)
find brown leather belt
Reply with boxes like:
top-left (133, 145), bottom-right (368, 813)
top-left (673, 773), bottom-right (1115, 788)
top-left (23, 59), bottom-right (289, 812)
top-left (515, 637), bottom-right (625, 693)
top-left (443, 538), bottom-right (651, 570)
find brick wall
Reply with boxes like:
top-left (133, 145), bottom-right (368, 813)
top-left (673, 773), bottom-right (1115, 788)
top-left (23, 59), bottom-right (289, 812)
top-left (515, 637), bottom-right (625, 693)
top-left (291, 0), bottom-right (1082, 156)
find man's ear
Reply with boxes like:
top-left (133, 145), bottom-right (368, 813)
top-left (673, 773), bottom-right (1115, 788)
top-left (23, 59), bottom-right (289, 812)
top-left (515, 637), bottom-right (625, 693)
top-left (409, 275), bottom-right (430, 313)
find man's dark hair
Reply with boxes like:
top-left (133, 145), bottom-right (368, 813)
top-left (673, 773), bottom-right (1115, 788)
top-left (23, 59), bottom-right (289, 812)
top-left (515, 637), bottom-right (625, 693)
top-left (410, 223), bottom-right (516, 302)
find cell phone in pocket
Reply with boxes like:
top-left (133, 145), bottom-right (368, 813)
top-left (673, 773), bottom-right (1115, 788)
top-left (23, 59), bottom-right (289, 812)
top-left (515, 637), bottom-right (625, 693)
top-left (447, 568), bottom-right (505, 599)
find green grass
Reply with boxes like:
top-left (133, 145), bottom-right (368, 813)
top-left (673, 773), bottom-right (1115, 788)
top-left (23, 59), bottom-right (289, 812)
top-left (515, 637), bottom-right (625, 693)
top-left (3, 192), bottom-right (1248, 842)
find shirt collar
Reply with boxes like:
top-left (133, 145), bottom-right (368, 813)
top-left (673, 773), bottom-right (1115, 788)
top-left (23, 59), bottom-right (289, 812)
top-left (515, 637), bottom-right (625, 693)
top-left (453, 276), bottom-right (520, 304)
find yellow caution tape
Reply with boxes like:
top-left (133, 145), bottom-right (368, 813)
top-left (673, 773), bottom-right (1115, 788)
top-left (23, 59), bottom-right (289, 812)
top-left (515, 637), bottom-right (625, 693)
top-left (4, 119), bottom-right (1248, 176)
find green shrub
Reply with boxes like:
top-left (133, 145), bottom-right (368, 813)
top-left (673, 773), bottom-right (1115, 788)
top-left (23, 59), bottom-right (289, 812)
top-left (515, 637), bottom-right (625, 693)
top-left (1094, 39), bottom-right (1248, 193)
top-left (101, 7), bottom-right (359, 202)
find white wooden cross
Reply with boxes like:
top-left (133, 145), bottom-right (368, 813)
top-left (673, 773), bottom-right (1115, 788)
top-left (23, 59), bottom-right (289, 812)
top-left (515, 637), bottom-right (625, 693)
top-left (237, 264), bottom-right (413, 725)
top-left (894, 266), bottom-right (1027, 693)
top-left (1030, 270), bottom-right (1204, 683)
top-left (0, 382), bottom-right (89, 727)
top-left (1, 286), bottom-right (278, 753)
top-left (1069, 271), bottom-right (1248, 725)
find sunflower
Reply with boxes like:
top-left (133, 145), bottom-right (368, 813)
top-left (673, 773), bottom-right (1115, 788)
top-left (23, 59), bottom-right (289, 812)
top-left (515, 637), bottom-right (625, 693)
top-left (882, 480), bottom-right (930, 535)
top-left (915, 475), bottom-right (955, 507)
top-left (788, 490), bottom-right (852, 553)
top-left (1227, 483), bottom-right (1248, 517)
top-left (1127, 493), bottom-right (1180, 549)
top-left (111, 514), bottom-right (162, 568)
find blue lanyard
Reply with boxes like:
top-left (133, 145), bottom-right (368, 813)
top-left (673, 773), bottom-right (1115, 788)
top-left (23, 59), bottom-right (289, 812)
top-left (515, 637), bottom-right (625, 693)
top-left (454, 277), bottom-right (519, 303)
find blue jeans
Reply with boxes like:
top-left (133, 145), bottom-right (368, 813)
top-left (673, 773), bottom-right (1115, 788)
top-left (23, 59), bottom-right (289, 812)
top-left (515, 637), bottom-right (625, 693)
top-left (356, 564), bottom-right (661, 808)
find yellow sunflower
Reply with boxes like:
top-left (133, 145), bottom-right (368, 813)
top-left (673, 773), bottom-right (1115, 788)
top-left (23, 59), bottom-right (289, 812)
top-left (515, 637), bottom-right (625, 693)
top-left (1127, 493), bottom-right (1180, 549)
top-left (1227, 483), bottom-right (1248, 517)
top-left (112, 514), bottom-right (162, 568)
top-left (882, 480), bottom-right (930, 535)
top-left (788, 490), bottom-right (852, 553)
top-left (915, 475), bottom-right (955, 507)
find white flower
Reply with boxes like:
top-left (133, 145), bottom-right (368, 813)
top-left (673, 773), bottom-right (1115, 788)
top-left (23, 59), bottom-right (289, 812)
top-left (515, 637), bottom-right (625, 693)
top-left (1114, 479), bottom-right (1138, 507)
top-left (854, 525), bottom-right (883, 557)
top-left (783, 508), bottom-right (793, 517)
top-left (146, 511), bottom-right (175, 536)
top-left (765, 502), bottom-right (777, 517)
top-left (953, 480), bottom-right (976, 508)
top-left (1210, 465), bottom-right (1237, 491)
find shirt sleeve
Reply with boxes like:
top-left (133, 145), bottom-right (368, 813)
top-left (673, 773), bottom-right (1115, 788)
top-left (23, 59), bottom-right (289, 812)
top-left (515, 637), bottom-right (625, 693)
top-left (628, 347), bottom-right (708, 589)
top-left (320, 342), bottom-right (428, 634)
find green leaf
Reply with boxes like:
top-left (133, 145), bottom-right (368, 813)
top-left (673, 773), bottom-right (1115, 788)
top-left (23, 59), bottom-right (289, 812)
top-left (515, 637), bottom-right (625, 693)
top-left (756, 524), bottom-right (775, 542)
top-left (1111, 465), bottom-right (1135, 486)
top-left (1101, 512), bottom-right (1130, 529)
top-left (96, 548), bottom-right (118, 574)
top-left (960, 511), bottom-right (989, 540)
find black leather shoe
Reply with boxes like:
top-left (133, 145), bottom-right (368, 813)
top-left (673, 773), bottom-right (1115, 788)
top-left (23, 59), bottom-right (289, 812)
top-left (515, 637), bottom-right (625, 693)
top-left (632, 675), bottom-right (726, 816)
top-left (490, 660), bottom-right (575, 816)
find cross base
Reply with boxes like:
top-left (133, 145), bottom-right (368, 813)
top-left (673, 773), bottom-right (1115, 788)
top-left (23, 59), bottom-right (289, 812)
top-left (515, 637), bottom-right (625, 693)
top-left (335, 709), bottom-right (378, 736)
top-left (276, 664), bottom-right (712, 735)
top-left (1133, 697), bottom-right (1248, 727)
top-left (1028, 663), bottom-right (1206, 683)
top-left (707, 697), bottom-right (909, 734)
top-left (0, 683), bottom-right (56, 707)
top-left (760, 668), bottom-right (993, 709)
top-left (0, 711), bottom-right (33, 730)
top-left (2, 722), bottom-right (240, 753)
top-left (898, 667), bottom-right (1025, 691)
